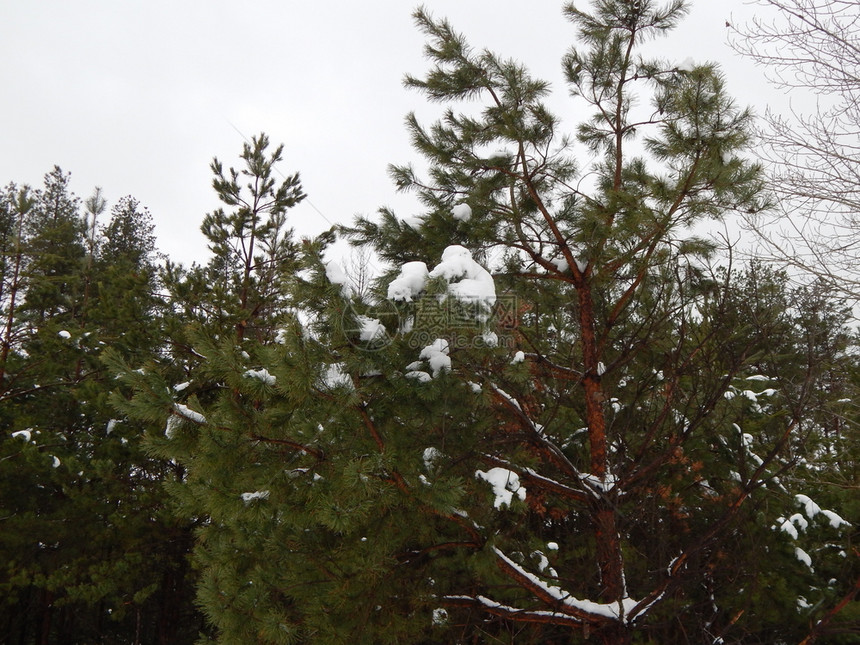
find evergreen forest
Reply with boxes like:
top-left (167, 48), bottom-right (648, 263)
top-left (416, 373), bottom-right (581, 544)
top-left (1, 1), bottom-right (858, 644)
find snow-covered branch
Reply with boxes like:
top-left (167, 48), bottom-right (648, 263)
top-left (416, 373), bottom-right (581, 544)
top-left (492, 546), bottom-right (641, 624)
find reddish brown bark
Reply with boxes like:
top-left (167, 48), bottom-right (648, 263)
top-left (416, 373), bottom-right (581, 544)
top-left (578, 283), bottom-right (607, 480)
top-left (798, 563), bottom-right (860, 645)
top-left (577, 276), bottom-right (627, 612)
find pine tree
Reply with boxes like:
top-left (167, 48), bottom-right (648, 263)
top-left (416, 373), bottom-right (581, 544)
top-left (91, 195), bottom-right (161, 361)
top-left (195, 132), bottom-right (305, 342)
top-left (21, 166), bottom-right (87, 326)
top-left (112, 3), bottom-right (855, 644)
top-left (0, 173), bottom-right (201, 644)
top-left (107, 134), bottom-right (311, 642)
top-left (342, 3), bottom-right (773, 640)
top-left (0, 183), bottom-right (34, 389)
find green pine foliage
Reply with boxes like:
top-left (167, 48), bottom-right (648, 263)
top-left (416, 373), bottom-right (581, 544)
top-left (3, 2), bottom-right (856, 644)
top-left (198, 132), bottom-right (306, 342)
top-left (109, 2), bottom-right (853, 644)
top-left (0, 173), bottom-right (202, 644)
top-left (20, 167), bottom-right (87, 325)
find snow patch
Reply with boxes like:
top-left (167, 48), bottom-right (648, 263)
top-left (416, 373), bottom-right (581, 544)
top-left (240, 490), bottom-right (270, 504)
top-left (164, 416), bottom-right (179, 439)
top-left (428, 245), bottom-right (496, 320)
top-left (325, 260), bottom-right (351, 295)
top-left (550, 257), bottom-right (569, 273)
top-left (174, 403), bottom-right (206, 424)
top-left (165, 404), bottom-right (206, 438)
top-left (794, 547), bottom-right (813, 570)
top-left (535, 553), bottom-right (551, 575)
top-left (475, 467), bottom-right (526, 509)
top-left (387, 261), bottom-right (430, 302)
top-left (789, 513), bottom-right (809, 532)
top-left (323, 363), bottom-right (353, 389)
top-left (820, 509), bottom-right (850, 529)
top-left (399, 316), bottom-right (414, 335)
top-left (423, 447), bottom-right (442, 470)
top-left (418, 338), bottom-right (451, 377)
top-left (492, 547), bottom-right (641, 621)
top-left (581, 471), bottom-right (618, 494)
top-left (431, 607), bottom-right (449, 625)
top-left (491, 384), bottom-right (521, 410)
top-left (355, 316), bottom-right (386, 342)
top-left (244, 368), bottom-right (276, 385)
top-left (796, 494), bottom-right (821, 519)
top-left (452, 203), bottom-right (472, 222)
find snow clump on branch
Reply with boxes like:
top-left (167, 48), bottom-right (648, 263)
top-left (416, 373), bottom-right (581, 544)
top-left (475, 467), bottom-right (526, 509)
top-left (244, 368), bottom-right (276, 385)
top-left (452, 203), bottom-right (472, 221)
top-left (388, 245), bottom-right (496, 320)
top-left (429, 245), bottom-right (496, 319)
top-left (387, 261), bottom-right (430, 302)
top-left (324, 259), bottom-right (351, 296)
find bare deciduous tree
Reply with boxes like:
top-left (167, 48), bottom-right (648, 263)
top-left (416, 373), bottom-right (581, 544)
top-left (730, 0), bottom-right (860, 307)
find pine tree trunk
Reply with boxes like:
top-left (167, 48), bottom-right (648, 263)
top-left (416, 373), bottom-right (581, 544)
top-left (592, 500), bottom-right (625, 599)
top-left (157, 566), bottom-right (176, 645)
top-left (600, 622), bottom-right (632, 645)
top-left (577, 277), bottom-right (627, 604)
top-left (36, 589), bottom-right (53, 645)
top-left (0, 214), bottom-right (25, 387)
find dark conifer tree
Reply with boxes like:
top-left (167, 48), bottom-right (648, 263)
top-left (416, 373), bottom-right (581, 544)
top-left (21, 167), bottom-right (86, 326)
top-left (0, 173), bottom-right (202, 644)
top-left (91, 195), bottom-right (161, 361)
top-left (0, 183), bottom-right (34, 389)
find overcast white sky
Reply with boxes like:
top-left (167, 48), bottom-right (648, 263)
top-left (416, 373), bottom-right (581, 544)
top-left (0, 1), bottom-right (777, 266)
